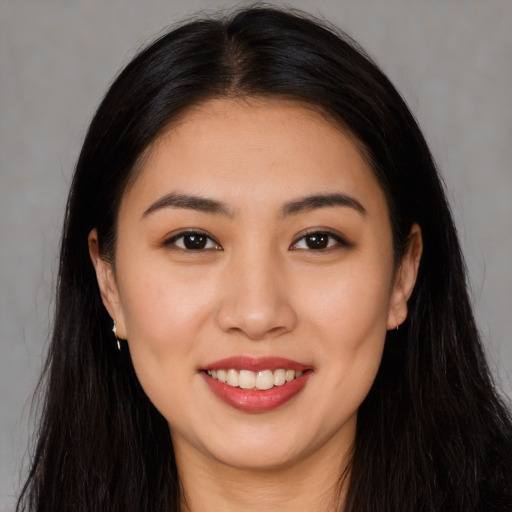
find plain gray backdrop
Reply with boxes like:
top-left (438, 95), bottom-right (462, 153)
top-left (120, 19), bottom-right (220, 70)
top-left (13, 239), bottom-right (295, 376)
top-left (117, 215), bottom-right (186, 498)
top-left (1, 0), bottom-right (511, 509)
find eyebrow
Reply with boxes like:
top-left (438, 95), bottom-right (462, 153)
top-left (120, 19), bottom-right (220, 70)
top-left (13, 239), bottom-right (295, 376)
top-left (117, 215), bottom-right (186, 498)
top-left (142, 193), bottom-right (233, 218)
top-left (142, 191), bottom-right (366, 219)
top-left (280, 193), bottom-right (366, 216)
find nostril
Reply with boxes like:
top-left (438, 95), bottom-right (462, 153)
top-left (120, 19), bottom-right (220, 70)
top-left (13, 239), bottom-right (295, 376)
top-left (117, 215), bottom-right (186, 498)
top-left (223, 322), bottom-right (292, 341)
top-left (266, 325), bottom-right (291, 338)
top-left (216, 291), bottom-right (298, 339)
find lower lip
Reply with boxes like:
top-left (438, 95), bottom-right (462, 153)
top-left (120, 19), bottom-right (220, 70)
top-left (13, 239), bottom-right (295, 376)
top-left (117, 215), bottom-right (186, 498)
top-left (201, 371), bottom-right (312, 412)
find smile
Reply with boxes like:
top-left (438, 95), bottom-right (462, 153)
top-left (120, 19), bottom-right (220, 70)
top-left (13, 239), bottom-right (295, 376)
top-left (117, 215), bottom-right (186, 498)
top-left (206, 368), bottom-right (304, 390)
top-left (200, 357), bottom-right (312, 412)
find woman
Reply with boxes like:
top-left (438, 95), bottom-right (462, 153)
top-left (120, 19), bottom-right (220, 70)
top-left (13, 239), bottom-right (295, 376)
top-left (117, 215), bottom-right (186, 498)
top-left (17, 6), bottom-right (512, 511)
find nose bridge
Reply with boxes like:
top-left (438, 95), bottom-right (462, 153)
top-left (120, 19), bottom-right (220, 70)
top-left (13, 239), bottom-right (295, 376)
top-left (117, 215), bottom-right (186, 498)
top-left (217, 241), bottom-right (296, 339)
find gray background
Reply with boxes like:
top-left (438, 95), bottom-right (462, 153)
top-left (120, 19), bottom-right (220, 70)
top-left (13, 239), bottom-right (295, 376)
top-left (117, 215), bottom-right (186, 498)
top-left (1, 0), bottom-right (511, 509)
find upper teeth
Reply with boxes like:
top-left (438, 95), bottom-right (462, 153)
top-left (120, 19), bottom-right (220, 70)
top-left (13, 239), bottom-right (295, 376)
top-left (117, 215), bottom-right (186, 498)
top-left (206, 368), bottom-right (304, 390)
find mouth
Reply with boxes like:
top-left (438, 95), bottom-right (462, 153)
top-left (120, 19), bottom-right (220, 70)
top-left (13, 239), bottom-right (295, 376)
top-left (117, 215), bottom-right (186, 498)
top-left (205, 368), bottom-right (305, 390)
top-left (200, 356), bottom-right (313, 412)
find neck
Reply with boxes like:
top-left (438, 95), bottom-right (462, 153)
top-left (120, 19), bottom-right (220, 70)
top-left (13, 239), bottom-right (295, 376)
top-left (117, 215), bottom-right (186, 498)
top-left (174, 433), bottom-right (352, 512)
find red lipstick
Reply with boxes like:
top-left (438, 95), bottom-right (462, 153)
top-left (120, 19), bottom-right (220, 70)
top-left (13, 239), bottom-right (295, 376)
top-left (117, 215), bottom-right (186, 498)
top-left (200, 356), bottom-right (313, 413)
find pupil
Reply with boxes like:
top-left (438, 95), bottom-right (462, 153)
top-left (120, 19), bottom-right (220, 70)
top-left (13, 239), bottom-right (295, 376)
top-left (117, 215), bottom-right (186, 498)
top-left (306, 233), bottom-right (328, 249)
top-left (184, 234), bottom-right (207, 250)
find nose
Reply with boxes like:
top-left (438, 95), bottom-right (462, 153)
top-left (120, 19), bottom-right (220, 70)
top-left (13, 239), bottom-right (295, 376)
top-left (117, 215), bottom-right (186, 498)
top-left (216, 250), bottom-right (297, 341)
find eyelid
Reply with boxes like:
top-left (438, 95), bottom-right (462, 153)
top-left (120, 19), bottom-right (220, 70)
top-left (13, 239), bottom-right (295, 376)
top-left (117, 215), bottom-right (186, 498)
top-left (161, 228), bottom-right (349, 251)
top-left (289, 229), bottom-right (350, 250)
top-left (163, 229), bottom-right (222, 250)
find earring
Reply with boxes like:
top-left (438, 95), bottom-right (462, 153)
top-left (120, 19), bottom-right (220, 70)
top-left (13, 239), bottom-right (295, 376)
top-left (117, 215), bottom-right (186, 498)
top-left (112, 320), bottom-right (121, 351)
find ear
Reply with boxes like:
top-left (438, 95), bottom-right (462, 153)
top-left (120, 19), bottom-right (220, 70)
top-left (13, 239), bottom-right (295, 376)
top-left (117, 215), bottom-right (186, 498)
top-left (387, 223), bottom-right (423, 330)
top-left (88, 229), bottom-right (127, 339)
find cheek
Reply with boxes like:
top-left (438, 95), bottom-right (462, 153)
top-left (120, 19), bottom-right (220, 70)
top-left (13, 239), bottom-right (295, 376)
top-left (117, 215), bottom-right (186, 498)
top-left (296, 257), bottom-right (393, 337)
top-left (295, 259), bottom-right (391, 403)
top-left (118, 255), bottom-right (217, 344)
top-left (114, 258), bottom-right (219, 409)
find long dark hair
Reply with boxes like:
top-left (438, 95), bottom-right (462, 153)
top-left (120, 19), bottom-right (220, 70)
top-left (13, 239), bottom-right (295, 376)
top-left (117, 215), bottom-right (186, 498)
top-left (17, 6), bottom-right (512, 511)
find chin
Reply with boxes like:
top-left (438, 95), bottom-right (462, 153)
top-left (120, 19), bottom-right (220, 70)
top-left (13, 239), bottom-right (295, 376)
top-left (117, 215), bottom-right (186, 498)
top-left (212, 440), bottom-right (306, 472)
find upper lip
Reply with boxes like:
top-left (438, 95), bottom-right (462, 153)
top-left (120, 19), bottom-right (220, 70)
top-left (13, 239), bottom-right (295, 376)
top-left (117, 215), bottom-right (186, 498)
top-left (200, 356), bottom-right (311, 372)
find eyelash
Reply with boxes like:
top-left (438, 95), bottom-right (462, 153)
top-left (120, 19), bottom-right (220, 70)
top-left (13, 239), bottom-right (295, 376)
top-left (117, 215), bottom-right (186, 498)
top-left (164, 230), bottom-right (348, 252)
top-left (290, 230), bottom-right (349, 251)
top-left (164, 231), bottom-right (221, 251)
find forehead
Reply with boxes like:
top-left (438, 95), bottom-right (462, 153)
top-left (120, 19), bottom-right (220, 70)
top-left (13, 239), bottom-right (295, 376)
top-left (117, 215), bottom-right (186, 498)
top-left (121, 97), bottom-right (386, 217)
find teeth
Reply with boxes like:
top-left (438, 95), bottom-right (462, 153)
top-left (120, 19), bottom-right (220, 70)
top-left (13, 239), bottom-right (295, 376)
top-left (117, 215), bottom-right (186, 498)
top-left (227, 369), bottom-right (239, 387)
top-left (274, 369), bottom-right (286, 386)
top-left (256, 370), bottom-right (274, 390)
top-left (206, 368), bottom-right (305, 390)
top-left (239, 370), bottom-right (256, 389)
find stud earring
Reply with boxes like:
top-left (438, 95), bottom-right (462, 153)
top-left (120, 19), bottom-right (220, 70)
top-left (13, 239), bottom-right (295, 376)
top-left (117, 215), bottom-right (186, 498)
top-left (112, 320), bottom-right (121, 351)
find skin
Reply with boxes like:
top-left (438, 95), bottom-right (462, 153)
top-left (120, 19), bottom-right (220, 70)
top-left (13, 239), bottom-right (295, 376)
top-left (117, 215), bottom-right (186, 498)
top-left (89, 98), bottom-right (422, 511)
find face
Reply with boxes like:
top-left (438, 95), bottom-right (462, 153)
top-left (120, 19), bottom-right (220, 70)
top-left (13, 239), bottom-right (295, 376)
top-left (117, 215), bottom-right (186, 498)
top-left (90, 98), bottom-right (421, 473)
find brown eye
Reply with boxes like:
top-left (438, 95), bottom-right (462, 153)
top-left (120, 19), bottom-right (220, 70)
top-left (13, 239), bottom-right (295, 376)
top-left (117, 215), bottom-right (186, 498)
top-left (167, 232), bottom-right (220, 251)
top-left (183, 234), bottom-right (208, 250)
top-left (304, 233), bottom-right (330, 249)
top-left (291, 231), bottom-right (347, 251)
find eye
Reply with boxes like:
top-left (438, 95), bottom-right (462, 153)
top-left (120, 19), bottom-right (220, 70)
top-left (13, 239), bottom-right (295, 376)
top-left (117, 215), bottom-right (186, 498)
top-left (291, 231), bottom-right (347, 250)
top-left (166, 231), bottom-right (221, 251)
